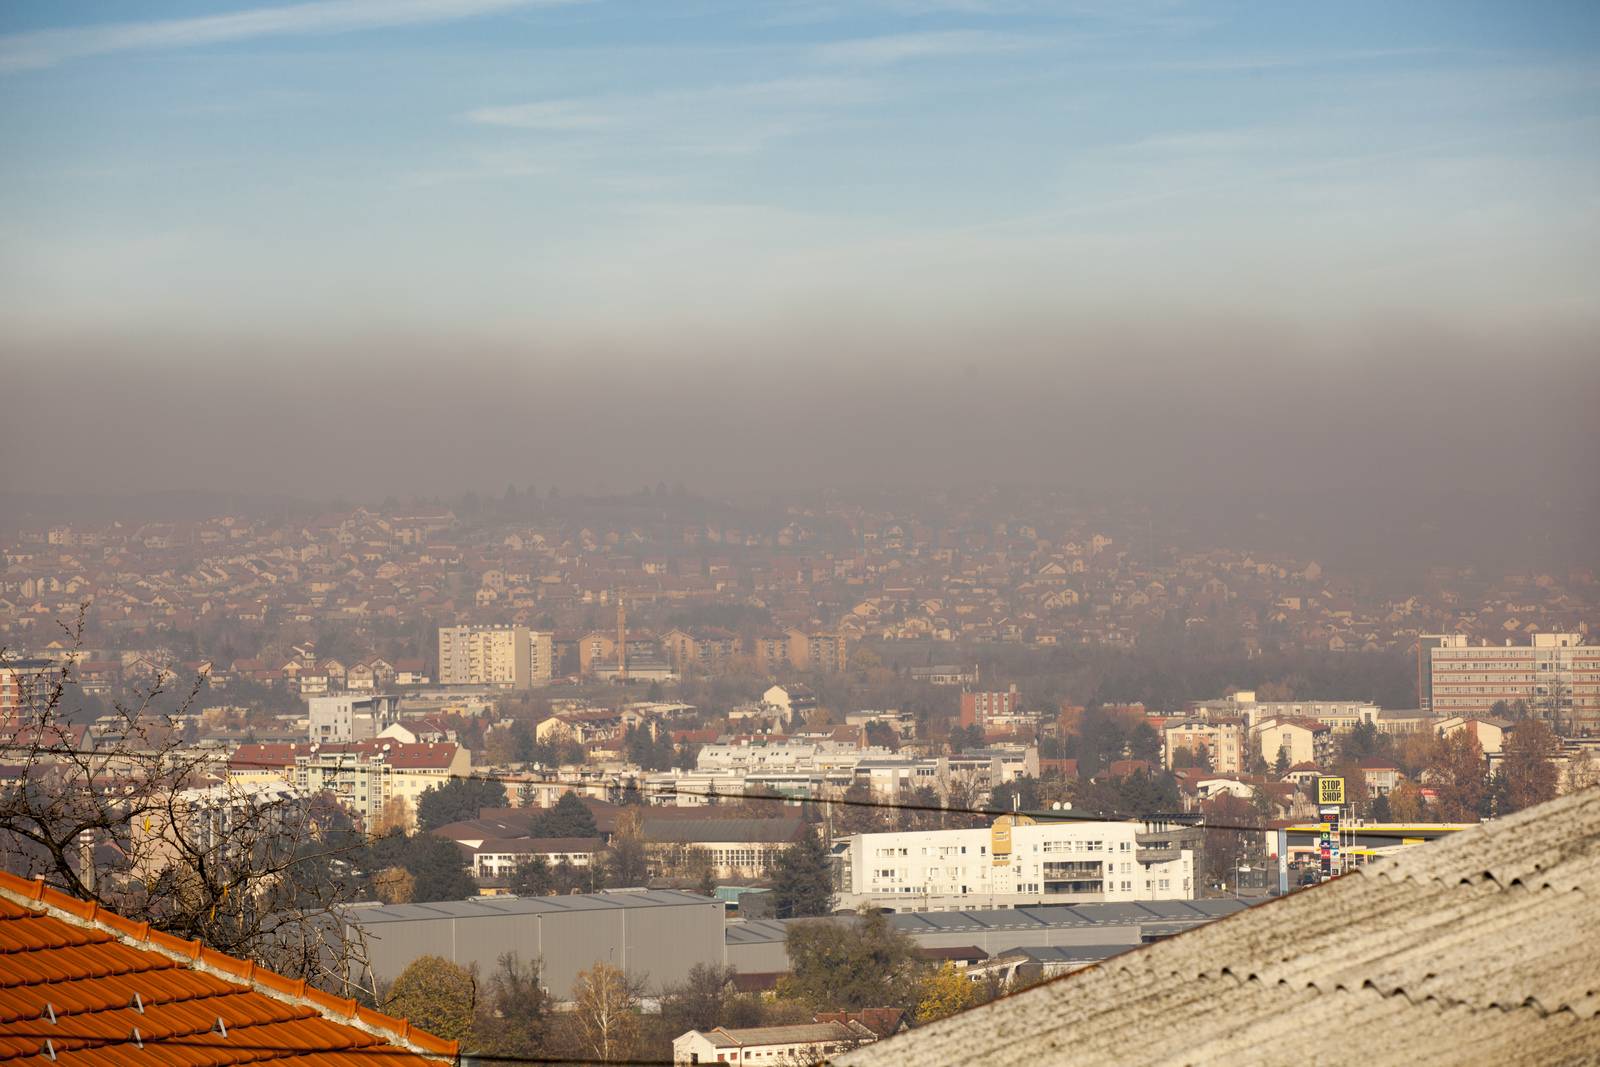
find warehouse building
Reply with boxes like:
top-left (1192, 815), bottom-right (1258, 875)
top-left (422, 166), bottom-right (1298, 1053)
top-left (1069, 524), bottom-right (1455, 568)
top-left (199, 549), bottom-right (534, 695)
top-left (724, 899), bottom-right (1248, 974)
top-left (342, 889), bottom-right (724, 997)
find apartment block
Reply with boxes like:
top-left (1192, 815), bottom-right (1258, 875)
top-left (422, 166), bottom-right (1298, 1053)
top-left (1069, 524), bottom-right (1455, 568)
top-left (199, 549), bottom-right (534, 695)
top-left (1194, 691), bottom-right (1380, 732)
top-left (1162, 719), bottom-right (1245, 775)
top-left (437, 624), bottom-right (551, 689)
top-left (841, 816), bottom-right (1195, 911)
top-left (960, 685), bottom-right (1021, 728)
top-left (228, 740), bottom-right (470, 831)
top-left (1428, 633), bottom-right (1599, 728)
top-left (0, 658), bottom-right (60, 728)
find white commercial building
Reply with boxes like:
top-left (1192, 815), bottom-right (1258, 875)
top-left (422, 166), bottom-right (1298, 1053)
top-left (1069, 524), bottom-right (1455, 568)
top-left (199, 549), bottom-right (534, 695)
top-left (840, 816), bottom-right (1195, 911)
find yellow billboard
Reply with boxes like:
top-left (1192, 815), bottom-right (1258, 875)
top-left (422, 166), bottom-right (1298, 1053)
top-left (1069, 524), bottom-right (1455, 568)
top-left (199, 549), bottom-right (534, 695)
top-left (1317, 777), bottom-right (1346, 806)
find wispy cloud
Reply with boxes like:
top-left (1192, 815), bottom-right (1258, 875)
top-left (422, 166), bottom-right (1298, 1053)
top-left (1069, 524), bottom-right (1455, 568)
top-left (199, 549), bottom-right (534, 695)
top-left (0, 0), bottom-right (585, 73)
top-left (814, 29), bottom-right (1035, 66)
top-left (465, 77), bottom-right (875, 154)
top-left (466, 100), bottom-right (615, 130)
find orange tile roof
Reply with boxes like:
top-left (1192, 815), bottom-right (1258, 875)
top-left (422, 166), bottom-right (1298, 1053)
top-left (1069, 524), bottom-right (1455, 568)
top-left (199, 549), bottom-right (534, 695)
top-left (0, 870), bottom-right (457, 1065)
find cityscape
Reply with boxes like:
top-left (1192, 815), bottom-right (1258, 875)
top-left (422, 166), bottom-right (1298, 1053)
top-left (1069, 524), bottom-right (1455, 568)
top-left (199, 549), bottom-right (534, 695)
top-left (2, 2), bottom-right (1598, 1065)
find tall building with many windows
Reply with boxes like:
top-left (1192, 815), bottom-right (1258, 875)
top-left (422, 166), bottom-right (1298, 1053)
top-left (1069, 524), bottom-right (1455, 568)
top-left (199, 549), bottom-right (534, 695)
top-left (437, 624), bottom-right (552, 689)
top-left (1427, 633), bottom-right (1599, 728)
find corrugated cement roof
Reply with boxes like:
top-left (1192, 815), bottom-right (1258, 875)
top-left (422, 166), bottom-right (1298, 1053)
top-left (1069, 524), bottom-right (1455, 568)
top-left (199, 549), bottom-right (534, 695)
top-left (839, 786), bottom-right (1600, 1067)
top-left (344, 888), bottom-right (715, 925)
top-left (724, 900), bottom-right (1250, 945)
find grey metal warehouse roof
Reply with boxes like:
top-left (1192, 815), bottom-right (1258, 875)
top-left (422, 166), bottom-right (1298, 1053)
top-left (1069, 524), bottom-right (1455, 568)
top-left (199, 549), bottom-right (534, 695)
top-left (841, 786), bottom-right (1600, 1067)
top-left (724, 899), bottom-right (1250, 946)
top-left (344, 888), bottom-right (712, 924)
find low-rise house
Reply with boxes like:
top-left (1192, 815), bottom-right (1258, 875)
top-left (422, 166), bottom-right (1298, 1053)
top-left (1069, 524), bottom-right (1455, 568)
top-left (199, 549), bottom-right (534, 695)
top-left (645, 816), bottom-right (810, 879)
top-left (465, 836), bottom-right (603, 881)
top-left (673, 1020), bottom-right (877, 1065)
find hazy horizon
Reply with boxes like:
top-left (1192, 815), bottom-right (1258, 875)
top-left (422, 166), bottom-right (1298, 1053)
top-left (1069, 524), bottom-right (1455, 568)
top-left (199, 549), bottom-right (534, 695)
top-left (3, 1), bottom-right (1597, 503)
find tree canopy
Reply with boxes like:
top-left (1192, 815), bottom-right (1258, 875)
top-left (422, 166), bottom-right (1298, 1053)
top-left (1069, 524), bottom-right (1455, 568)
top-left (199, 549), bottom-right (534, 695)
top-left (416, 776), bottom-right (507, 831)
top-left (779, 910), bottom-right (921, 1011)
top-left (384, 955), bottom-right (477, 1043)
top-left (770, 833), bottom-right (835, 919)
top-left (530, 792), bottom-right (599, 838)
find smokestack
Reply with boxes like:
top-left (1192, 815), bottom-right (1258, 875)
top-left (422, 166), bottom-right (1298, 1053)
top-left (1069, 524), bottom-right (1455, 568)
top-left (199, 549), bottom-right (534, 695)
top-left (617, 593), bottom-right (627, 683)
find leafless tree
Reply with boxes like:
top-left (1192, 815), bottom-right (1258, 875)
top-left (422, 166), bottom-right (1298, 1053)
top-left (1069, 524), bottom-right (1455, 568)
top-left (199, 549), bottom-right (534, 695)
top-left (569, 962), bottom-right (644, 1063)
top-left (0, 609), bottom-right (372, 994)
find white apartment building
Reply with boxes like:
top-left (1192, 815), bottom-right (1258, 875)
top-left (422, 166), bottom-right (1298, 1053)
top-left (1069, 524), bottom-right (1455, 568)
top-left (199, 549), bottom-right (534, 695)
top-left (307, 693), bottom-right (399, 742)
top-left (840, 816), bottom-right (1195, 911)
top-left (437, 624), bottom-right (553, 689)
top-left (1427, 633), bottom-right (1599, 728)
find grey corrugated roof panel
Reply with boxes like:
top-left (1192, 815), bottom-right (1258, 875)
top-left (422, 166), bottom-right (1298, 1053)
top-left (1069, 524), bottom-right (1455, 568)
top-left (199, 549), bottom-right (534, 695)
top-left (342, 889), bottom-right (715, 924)
top-left (1182, 899), bottom-right (1252, 917)
top-left (840, 787), bottom-right (1600, 1066)
top-left (1000, 944), bottom-right (1135, 963)
top-left (1054, 903), bottom-right (1149, 923)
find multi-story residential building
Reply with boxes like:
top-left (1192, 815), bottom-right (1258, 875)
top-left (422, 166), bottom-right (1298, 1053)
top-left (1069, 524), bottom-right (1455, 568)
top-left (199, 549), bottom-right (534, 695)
top-left (960, 685), bottom-right (1021, 728)
top-left (577, 631), bottom-right (616, 676)
top-left (437, 624), bottom-right (550, 688)
top-left (307, 693), bottom-right (400, 742)
top-left (0, 658), bottom-right (60, 728)
top-left (128, 780), bottom-right (305, 883)
top-left (1254, 717), bottom-right (1334, 769)
top-left (660, 627), bottom-right (742, 674)
top-left (1427, 633), bottom-right (1599, 729)
top-left (1194, 691), bottom-right (1380, 732)
top-left (228, 740), bottom-right (470, 831)
top-left (1162, 719), bottom-right (1245, 775)
top-left (840, 815), bottom-right (1195, 911)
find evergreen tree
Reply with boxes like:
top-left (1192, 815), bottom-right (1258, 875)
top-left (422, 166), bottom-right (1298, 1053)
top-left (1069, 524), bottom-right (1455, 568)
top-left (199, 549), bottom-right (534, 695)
top-left (530, 792), bottom-right (599, 838)
top-left (416, 776), bottom-right (508, 831)
top-left (771, 833), bottom-right (835, 918)
top-left (510, 856), bottom-right (553, 896)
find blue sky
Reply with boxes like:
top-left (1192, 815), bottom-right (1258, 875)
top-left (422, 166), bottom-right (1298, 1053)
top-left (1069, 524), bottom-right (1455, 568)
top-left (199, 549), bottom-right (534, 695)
top-left (2, 0), bottom-right (1597, 345)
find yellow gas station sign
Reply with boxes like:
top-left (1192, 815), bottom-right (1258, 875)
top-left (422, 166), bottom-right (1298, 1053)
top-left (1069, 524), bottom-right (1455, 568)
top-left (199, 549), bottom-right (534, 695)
top-left (1317, 777), bottom-right (1346, 806)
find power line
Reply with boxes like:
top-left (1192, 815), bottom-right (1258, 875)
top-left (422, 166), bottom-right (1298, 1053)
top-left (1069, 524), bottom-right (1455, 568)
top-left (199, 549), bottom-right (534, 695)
top-left (0, 743), bottom-right (1278, 834)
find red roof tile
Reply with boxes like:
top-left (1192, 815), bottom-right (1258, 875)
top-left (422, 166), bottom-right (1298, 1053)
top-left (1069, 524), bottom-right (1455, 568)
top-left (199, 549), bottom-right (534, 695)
top-left (0, 870), bottom-right (456, 1065)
